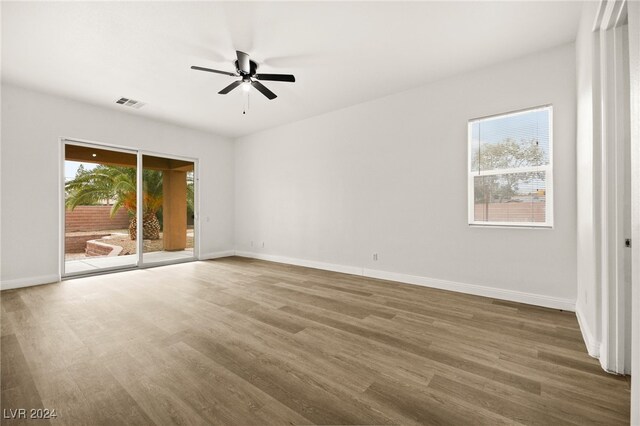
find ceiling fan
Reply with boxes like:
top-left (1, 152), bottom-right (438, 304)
top-left (191, 50), bottom-right (295, 100)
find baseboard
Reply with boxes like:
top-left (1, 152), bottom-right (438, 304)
top-left (363, 268), bottom-right (575, 311)
top-left (233, 251), bottom-right (575, 311)
top-left (1, 274), bottom-right (60, 291)
top-left (575, 303), bottom-right (601, 358)
top-left (199, 250), bottom-right (236, 260)
top-left (234, 251), bottom-right (363, 275)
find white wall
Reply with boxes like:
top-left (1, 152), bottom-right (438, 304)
top-left (235, 43), bottom-right (577, 309)
top-left (0, 83), bottom-right (235, 289)
top-left (575, 1), bottom-right (602, 357)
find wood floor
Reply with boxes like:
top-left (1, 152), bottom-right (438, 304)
top-left (1, 257), bottom-right (631, 425)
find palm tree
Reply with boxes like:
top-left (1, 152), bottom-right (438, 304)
top-left (65, 165), bottom-right (163, 240)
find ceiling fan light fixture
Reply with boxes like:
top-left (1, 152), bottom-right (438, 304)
top-left (242, 81), bottom-right (251, 92)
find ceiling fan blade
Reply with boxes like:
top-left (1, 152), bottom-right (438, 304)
top-left (255, 73), bottom-right (296, 83)
top-left (251, 81), bottom-right (277, 100)
top-left (236, 50), bottom-right (250, 74)
top-left (218, 80), bottom-right (243, 94)
top-left (191, 66), bottom-right (236, 77)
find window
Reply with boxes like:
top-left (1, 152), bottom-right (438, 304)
top-left (468, 106), bottom-right (552, 227)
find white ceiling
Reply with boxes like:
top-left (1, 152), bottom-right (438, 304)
top-left (2, 1), bottom-right (583, 138)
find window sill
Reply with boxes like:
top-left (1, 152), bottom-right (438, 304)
top-left (468, 222), bottom-right (553, 229)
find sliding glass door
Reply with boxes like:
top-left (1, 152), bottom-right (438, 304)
top-left (62, 140), bottom-right (197, 277)
top-left (140, 154), bottom-right (195, 266)
top-left (63, 143), bottom-right (139, 275)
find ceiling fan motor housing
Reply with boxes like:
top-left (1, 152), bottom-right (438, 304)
top-left (236, 59), bottom-right (258, 76)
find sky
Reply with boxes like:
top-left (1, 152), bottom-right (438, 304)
top-left (65, 161), bottom-right (97, 181)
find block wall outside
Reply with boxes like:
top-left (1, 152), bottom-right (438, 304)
top-left (473, 202), bottom-right (546, 223)
top-left (66, 205), bottom-right (130, 232)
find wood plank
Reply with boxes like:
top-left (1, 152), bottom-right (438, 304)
top-left (428, 374), bottom-right (571, 425)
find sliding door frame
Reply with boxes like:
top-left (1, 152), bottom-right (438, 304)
top-left (60, 137), bottom-right (199, 278)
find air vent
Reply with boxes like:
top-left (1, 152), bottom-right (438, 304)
top-left (115, 97), bottom-right (145, 109)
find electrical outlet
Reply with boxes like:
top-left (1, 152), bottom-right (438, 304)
top-left (262, 242), bottom-right (265, 248)
top-left (373, 253), bottom-right (378, 261)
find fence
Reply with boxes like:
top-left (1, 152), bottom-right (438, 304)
top-left (66, 205), bottom-right (130, 232)
top-left (473, 202), bottom-right (546, 223)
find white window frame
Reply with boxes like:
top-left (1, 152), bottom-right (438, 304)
top-left (467, 105), bottom-right (554, 228)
